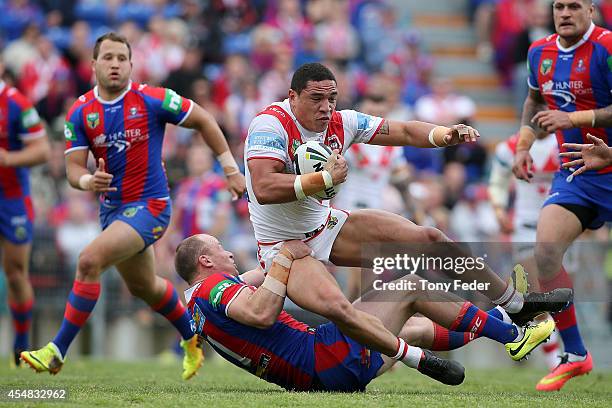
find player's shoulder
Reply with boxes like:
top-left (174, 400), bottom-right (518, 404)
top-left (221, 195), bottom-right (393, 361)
top-left (198, 273), bottom-right (243, 298)
top-left (529, 33), bottom-right (557, 53)
top-left (66, 90), bottom-right (96, 120)
top-left (590, 25), bottom-right (612, 50)
top-left (131, 82), bottom-right (167, 100)
top-left (248, 104), bottom-right (288, 134)
top-left (6, 86), bottom-right (33, 109)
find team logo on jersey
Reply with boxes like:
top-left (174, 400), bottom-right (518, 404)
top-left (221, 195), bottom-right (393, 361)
top-left (162, 89), bottom-right (183, 114)
top-left (64, 122), bottom-right (77, 141)
top-left (326, 215), bottom-right (338, 230)
top-left (122, 206), bottom-right (142, 218)
top-left (190, 303), bottom-right (205, 334)
top-left (209, 279), bottom-right (234, 311)
top-left (87, 112), bottom-right (100, 129)
top-left (326, 134), bottom-right (342, 151)
top-left (575, 59), bottom-right (586, 73)
top-left (130, 107), bottom-right (137, 116)
top-left (540, 59), bottom-right (553, 75)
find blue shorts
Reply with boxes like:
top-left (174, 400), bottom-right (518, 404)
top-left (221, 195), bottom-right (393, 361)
top-left (313, 322), bottom-right (384, 392)
top-left (544, 169), bottom-right (612, 229)
top-left (0, 197), bottom-right (34, 244)
top-left (100, 198), bottom-right (171, 249)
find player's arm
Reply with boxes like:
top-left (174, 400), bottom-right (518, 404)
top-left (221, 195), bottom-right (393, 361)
top-left (65, 150), bottom-right (116, 193)
top-left (367, 119), bottom-right (479, 148)
top-left (488, 147), bottom-right (513, 234)
top-left (226, 241), bottom-right (311, 329)
top-left (248, 154), bottom-right (346, 204)
top-left (180, 103), bottom-right (245, 200)
top-left (513, 88), bottom-right (548, 181)
top-left (0, 135), bottom-right (50, 167)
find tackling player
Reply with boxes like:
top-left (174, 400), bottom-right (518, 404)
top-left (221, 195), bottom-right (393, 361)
top-left (20, 32), bottom-right (246, 380)
top-left (512, 0), bottom-right (609, 390)
top-left (0, 61), bottom-right (50, 367)
top-left (245, 62), bottom-right (571, 371)
top-left (176, 234), bottom-right (557, 391)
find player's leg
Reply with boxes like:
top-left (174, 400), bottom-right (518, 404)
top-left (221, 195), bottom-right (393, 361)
top-left (534, 204), bottom-right (592, 390)
top-left (115, 245), bottom-right (203, 380)
top-left (20, 221), bottom-right (144, 373)
top-left (2, 240), bottom-right (34, 365)
top-left (331, 209), bottom-right (571, 319)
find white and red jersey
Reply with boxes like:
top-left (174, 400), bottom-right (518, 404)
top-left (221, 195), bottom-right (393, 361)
top-left (244, 99), bottom-right (384, 243)
top-left (332, 143), bottom-right (406, 210)
top-left (493, 133), bottom-right (559, 228)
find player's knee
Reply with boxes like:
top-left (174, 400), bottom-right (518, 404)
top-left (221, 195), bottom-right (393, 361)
top-left (534, 244), bottom-right (561, 276)
top-left (125, 280), bottom-right (154, 299)
top-left (4, 263), bottom-right (27, 289)
top-left (418, 226), bottom-right (446, 243)
top-left (77, 250), bottom-right (102, 279)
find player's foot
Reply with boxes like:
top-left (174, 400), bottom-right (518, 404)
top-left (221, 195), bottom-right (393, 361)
top-left (512, 264), bottom-right (529, 294)
top-left (417, 350), bottom-right (465, 385)
top-left (181, 335), bottom-right (204, 380)
top-left (536, 352), bottom-right (593, 391)
top-left (505, 319), bottom-right (555, 361)
top-left (508, 288), bottom-right (573, 326)
top-left (20, 343), bottom-right (64, 375)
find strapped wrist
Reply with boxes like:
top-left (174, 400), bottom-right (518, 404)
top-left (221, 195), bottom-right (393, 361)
top-left (217, 151), bottom-right (240, 176)
top-left (568, 110), bottom-right (595, 128)
top-left (517, 125), bottom-right (536, 151)
top-left (78, 174), bottom-right (93, 190)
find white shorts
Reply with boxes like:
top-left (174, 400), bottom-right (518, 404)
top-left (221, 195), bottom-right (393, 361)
top-left (256, 208), bottom-right (350, 272)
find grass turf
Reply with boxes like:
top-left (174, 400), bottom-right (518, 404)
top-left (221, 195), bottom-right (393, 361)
top-left (1, 357), bottom-right (610, 407)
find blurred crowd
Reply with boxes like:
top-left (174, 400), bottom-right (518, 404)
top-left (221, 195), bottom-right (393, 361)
top-left (0, 0), bottom-right (608, 322)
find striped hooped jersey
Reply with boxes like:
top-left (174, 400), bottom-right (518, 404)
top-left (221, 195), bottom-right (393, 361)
top-left (185, 273), bottom-right (316, 391)
top-left (0, 81), bottom-right (45, 199)
top-left (527, 23), bottom-right (612, 173)
top-left (64, 82), bottom-right (193, 205)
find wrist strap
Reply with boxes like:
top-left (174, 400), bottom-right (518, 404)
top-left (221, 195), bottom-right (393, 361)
top-left (78, 174), bottom-right (93, 190)
top-left (568, 110), bottom-right (595, 128)
top-left (321, 170), bottom-right (333, 189)
top-left (273, 253), bottom-right (293, 269)
top-left (217, 151), bottom-right (240, 175)
top-left (262, 275), bottom-right (287, 297)
top-left (294, 175), bottom-right (306, 200)
top-left (517, 125), bottom-right (536, 151)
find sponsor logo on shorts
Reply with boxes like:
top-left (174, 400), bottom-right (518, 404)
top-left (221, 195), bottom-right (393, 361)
top-left (122, 206), bottom-right (143, 218)
top-left (152, 225), bottom-right (165, 240)
top-left (14, 226), bottom-right (27, 241)
top-left (10, 215), bottom-right (27, 226)
top-left (326, 215), bottom-right (338, 230)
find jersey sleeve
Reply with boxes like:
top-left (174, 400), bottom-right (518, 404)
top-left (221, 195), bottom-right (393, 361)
top-left (64, 106), bottom-right (90, 154)
top-left (200, 273), bottom-right (249, 317)
top-left (245, 114), bottom-right (289, 164)
top-left (142, 85), bottom-right (194, 126)
top-left (526, 46), bottom-right (540, 90)
top-left (9, 89), bottom-right (44, 141)
top-left (596, 33), bottom-right (612, 94)
top-left (341, 110), bottom-right (384, 146)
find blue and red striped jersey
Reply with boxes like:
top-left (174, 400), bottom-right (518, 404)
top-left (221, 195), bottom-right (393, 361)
top-left (186, 273), bottom-right (316, 391)
top-left (64, 82), bottom-right (193, 205)
top-left (0, 81), bottom-right (45, 199)
top-left (527, 23), bottom-right (612, 174)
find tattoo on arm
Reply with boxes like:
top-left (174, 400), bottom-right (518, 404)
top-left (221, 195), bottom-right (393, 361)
top-left (593, 105), bottom-right (612, 127)
top-left (376, 120), bottom-right (389, 136)
top-left (521, 90), bottom-right (546, 127)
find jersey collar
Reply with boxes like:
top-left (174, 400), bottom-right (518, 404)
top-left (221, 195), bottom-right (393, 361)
top-left (556, 22), bottom-right (595, 52)
top-left (184, 280), bottom-right (203, 304)
top-left (93, 80), bottom-right (132, 105)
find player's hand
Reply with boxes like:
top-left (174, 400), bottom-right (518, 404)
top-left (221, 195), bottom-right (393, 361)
top-left (281, 240), bottom-right (312, 260)
top-left (0, 148), bottom-right (12, 167)
top-left (532, 110), bottom-right (572, 133)
top-left (512, 150), bottom-right (534, 182)
top-left (226, 172), bottom-right (246, 201)
top-left (91, 158), bottom-right (117, 192)
top-left (324, 149), bottom-right (348, 185)
top-left (493, 207), bottom-right (514, 234)
top-left (442, 124), bottom-right (480, 146)
top-left (560, 133), bottom-right (612, 176)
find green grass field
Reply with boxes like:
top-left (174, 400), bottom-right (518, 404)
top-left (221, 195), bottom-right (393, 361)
top-left (1, 357), bottom-right (610, 407)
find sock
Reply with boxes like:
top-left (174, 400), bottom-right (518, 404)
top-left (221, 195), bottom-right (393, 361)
top-left (392, 337), bottom-right (423, 368)
top-left (53, 280), bottom-right (100, 358)
top-left (8, 297), bottom-right (34, 351)
top-left (150, 279), bottom-right (194, 340)
top-left (431, 306), bottom-right (510, 350)
top-left (492, 282), bottom-right (524, 313)
top-left (539, 267), bottom-right (587, 356)
top-left (450, 302), bottom-right (519, 344)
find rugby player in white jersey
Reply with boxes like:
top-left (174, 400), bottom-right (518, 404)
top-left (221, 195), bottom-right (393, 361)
top-left (245, 63), bottom-right (572, 369)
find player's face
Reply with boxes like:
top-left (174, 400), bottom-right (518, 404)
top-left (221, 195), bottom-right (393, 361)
top-left (209, 239), bottom-right (239, 275)
top-left (289, 80), bottom-right (338, 133)
top-left (93, 39), bottom-right (132, 93)
top-left (553, 0), bottom-right (593, 44)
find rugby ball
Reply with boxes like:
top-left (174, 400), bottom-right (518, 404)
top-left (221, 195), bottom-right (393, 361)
top-left (293, 141), bottom-right (341, 200)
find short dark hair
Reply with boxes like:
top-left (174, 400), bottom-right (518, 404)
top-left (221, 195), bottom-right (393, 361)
top-left (290, 63), bottom-right (336, 94)
top-left (175, 236), bottom-right (207, 284)
top-left (93, 32), bottom-right (132, 60)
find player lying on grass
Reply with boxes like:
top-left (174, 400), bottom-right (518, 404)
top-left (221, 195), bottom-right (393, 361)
top-left (175, 234), bottom-right (559, 392)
